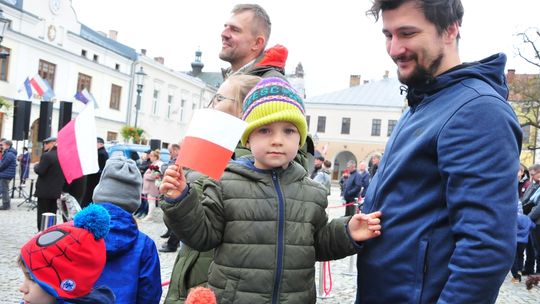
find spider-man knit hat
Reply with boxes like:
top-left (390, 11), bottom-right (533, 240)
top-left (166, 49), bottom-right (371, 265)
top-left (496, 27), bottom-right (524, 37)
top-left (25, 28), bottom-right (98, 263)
top-left (20, 204), bottom-right (110, 300)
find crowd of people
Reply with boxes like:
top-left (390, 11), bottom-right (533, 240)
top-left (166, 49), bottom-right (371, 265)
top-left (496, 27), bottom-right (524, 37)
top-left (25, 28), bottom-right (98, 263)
top-left (7, 1), bottom-right (539, 303)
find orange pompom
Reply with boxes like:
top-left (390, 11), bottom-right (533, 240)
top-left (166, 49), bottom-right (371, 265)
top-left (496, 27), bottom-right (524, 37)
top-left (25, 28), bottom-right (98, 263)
top-left (185, 287), bottom-right (217, 304)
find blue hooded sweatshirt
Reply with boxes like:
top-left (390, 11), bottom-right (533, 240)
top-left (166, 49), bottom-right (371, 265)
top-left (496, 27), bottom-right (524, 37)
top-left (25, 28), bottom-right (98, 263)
top-left (94, 203), bottom-right (162, 304)
top-left (356, 53), bottom-right (522, 304)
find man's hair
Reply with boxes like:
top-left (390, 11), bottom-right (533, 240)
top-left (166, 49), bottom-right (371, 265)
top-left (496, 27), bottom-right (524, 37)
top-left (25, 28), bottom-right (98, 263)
top-left (232, 4), bottom-right (272, 43)
top-left (372, 154), bottom-right (381, 160)
top-left (366, 0), bottom-right (464, 37)
top-left (316, 156), bottom-right (325, 162)
top-left (323, 160), bottom-right (332, 168)
top-left (169, 143), bottom-right (180, 150)
top-left (530, 164), bottom-right (540, 173)
top-left (3, 140), bottom-right (12, 147)
top-left (347, 160), bottom-right (357, 167)
top-left (96, 137), bottom-right (105, 144)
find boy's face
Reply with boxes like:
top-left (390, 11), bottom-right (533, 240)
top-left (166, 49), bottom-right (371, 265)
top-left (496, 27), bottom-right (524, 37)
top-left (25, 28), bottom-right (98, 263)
top-left (19, 272), bottom-right (55, 304)
top-left (246, 121), bottom-right (301, 170)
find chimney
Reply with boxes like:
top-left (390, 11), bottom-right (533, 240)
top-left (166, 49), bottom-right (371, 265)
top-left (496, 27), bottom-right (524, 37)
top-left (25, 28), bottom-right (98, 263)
top-left (363, 80), bottom-right (369, 84)
top-left (154, 57), bottom-right (164, 65)
top-left (507, 69), bottom-right (515, 83)
top-left (141, 49), bottom-right (147, 55)
top-left (383, 70), bottom-right (389, 79)
top-left (349, 75), bottom-right (361, 87)
top-left (108, 30), bottom-right (118, 41)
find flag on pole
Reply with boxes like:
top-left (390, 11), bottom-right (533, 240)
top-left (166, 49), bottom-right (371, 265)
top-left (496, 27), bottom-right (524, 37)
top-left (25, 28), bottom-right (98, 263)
top-left (57, 101), bottom-right (99, 184)
top-left (177, 109), bottom-right (247, 180)
top-left (29, 74), bottom-right (55, 99)
top-left (74, 88), bottom-right (96, 105)
top-left (23, 77), bottom-right (32, 99)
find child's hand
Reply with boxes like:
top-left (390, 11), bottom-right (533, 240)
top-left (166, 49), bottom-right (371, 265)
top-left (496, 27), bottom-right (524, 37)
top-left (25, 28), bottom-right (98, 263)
top-left (159, 165), bottom-right (187, 198)
top-left (348, 211), bottom-right (382, 241)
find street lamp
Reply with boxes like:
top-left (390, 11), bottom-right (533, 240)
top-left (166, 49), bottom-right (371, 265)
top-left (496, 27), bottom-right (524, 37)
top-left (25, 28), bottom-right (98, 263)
top-left (134, 66), bottom-right (147, 128)
top-left (0, 8), bottom-right (10, 59)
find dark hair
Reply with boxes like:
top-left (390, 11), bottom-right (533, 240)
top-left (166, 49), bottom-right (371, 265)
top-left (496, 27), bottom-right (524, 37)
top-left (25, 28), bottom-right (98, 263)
top-left (232, 4), bottom-right (272, 44)
top-left (323, 160), bottom-right (332, 168)
top-left (97, 137), bottom-right (105, 144)
top-left (366, 0), bottom-right (463, 37)
top-left (316, 156), bottom-right (325, 161)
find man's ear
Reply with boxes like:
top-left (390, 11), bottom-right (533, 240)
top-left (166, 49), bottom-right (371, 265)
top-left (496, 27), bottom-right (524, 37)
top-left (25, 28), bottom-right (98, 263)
top-left (444, 21), bottom-right (460, 44)
top-left (251, 35), bottom-right (266, 53)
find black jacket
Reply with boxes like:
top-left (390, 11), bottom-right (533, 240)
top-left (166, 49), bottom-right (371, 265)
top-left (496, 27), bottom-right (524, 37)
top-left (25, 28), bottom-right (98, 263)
top-left (34, 147), bottom-right (66, 199)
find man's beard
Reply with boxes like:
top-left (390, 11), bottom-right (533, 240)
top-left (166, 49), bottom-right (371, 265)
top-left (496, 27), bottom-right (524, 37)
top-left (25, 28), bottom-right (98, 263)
top-left (395, 52), bottom-right (443, 87)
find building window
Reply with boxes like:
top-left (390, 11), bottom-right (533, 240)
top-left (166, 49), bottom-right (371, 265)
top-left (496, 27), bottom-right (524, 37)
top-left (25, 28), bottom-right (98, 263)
top-left (388, 119), bottom-right (397, 136)
top-left (167, 95), bottom-right (173, 119)
top-left (77, 72), bottom-right (92, 92)
top-left (306, 115), bottom-right (310, 130)
top-left (39, 59), bottom-right (56, 89)
top-left (152, 89), bottom-right (159, 115)
top-left (341, 117), bottom-right (351, 135)
top-left (180, 98), bottom-right (186, 122)
top-left (106, 131), bottom-right (118, 142)
top-left (317, 116), bottom-right (326, 133)
top-left (81, 49), bottom-right (87, 57)
top-left (93, 54), bottom-right (99, 62)
top-left (115, 63), bottom-right (120, 71)
top-left (0, 47), bottom-right (10, 81)
top-left (371, 119), bottom-right (381, 136)
top-left (109, 84), bottom-right (121, 110)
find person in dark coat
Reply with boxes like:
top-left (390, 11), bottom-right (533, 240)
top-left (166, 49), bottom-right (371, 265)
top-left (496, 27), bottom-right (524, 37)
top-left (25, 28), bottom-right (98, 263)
top-left (81, 137), bottom-right (109, 207)
top-left (0, 140), bottom-right (17, 210)
top-left (17, 147), bottom-right (30, 185)
top-left (34, 137), bottom-right (66, 230)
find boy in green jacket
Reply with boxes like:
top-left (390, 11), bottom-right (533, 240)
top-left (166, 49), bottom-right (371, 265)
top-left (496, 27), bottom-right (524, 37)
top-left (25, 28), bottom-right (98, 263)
top-left (160, 77), bottom-right (382, 304)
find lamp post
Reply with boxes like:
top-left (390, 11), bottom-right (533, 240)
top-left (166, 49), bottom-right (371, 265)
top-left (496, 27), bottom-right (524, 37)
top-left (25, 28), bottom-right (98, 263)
top-left (0, 8), bottom-right (10, 59)
top-left (134, 66), bottom-right (146, 128)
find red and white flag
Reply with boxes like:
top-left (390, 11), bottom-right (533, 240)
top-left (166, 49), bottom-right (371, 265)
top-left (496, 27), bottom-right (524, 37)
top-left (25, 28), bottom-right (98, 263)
top-left (177, 109), bottom-right (247, 180)
top-left (57, 101), bottom-right (99, 184)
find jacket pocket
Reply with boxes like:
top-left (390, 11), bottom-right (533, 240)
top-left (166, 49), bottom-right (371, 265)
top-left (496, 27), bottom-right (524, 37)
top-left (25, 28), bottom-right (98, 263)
top-left (221, 278), bottom-right (239, 304)
top-left (413, 239), bottom-right (429, 304)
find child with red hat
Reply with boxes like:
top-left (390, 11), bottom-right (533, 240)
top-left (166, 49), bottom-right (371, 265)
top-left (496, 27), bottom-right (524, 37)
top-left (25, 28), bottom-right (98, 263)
top-left (18, 204), bottom-right (115, 304)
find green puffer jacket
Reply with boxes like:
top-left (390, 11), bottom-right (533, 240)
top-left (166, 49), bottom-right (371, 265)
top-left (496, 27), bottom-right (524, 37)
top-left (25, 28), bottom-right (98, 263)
top-left (163, 143), bottom-right (313, 304)
top-left (163, 157), bottom-right (358, 304)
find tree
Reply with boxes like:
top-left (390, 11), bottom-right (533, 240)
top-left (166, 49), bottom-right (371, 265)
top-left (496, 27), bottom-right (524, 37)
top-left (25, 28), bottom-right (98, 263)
top-left (508, 28), bottom-right (540, 163)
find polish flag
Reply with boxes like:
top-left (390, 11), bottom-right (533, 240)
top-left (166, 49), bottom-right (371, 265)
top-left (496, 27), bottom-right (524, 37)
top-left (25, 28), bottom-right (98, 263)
top-left (177, 109), bottom-right (247, 180)
top-left (57, 101), bottom-right (99, 184)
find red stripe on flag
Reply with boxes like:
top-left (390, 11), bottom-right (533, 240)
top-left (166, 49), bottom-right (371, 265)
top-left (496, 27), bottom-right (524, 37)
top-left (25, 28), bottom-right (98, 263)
top-left (177, 136), bottom-right (234, 180)
top-left (29, 78), bottom-right (45, 96)
top-left (57, 120), bottom-right (83, 184)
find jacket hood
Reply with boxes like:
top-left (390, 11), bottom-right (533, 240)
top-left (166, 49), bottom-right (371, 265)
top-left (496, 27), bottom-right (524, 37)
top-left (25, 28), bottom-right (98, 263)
top-left (407, 53), bottom-right (508, 108)
top-left (99, 203), bottom-right (139, 256)
top-left (63, 286), bottom-right (115, 304)
top-left (230, 156), bottom-right (307, 184)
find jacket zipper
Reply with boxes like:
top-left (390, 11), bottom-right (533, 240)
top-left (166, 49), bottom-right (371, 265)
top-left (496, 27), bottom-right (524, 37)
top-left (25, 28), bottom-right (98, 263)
top-left (271, 171), bottom-right (285, 304)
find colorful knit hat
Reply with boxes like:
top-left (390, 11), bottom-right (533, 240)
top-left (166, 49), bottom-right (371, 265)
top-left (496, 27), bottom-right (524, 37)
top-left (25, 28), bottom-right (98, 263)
top-left (20, 204), bottom-right (110, 300)
top-left (241, 77), bottom-right (307, 146)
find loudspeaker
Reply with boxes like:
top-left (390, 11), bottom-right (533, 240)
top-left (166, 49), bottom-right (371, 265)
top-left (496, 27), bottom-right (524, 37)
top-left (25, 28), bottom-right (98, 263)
top-left (150, 139), bottom-right (161, 151)
top-left (38, 101), bottom-right (53, 141)
top-left (58, 101), bottom-right (73, 130)
top-left (12, 100), bottom-right (32, 140)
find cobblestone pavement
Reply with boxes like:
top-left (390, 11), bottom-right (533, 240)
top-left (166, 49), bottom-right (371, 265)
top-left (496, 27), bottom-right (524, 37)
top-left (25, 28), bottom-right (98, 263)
top-left (1, 185), bottom-right (539, 303)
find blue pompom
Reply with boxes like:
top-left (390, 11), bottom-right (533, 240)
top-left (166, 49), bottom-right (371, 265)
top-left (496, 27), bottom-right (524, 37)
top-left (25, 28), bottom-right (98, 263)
top-left (73, 204), bottom-right (111, 239)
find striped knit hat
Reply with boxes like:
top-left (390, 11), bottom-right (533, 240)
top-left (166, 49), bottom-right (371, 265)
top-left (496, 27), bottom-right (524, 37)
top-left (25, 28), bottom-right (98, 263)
top-left (241, 77), bottom-right (307, 146)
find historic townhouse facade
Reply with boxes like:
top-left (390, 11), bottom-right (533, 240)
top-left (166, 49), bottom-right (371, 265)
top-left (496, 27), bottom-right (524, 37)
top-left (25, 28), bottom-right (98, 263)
top-left (305, 75), bottom-right (406, 179)
top-left (0, 0), bottom-right (214, 160)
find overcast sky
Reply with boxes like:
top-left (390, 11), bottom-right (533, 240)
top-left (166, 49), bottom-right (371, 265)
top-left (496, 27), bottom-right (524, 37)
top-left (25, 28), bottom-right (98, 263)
top-left (71, 0), bottom-right (540, 97)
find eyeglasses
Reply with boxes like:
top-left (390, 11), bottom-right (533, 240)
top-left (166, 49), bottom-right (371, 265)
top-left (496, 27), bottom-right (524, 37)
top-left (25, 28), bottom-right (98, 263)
top-left (206, 93), bottom-right (236, 108)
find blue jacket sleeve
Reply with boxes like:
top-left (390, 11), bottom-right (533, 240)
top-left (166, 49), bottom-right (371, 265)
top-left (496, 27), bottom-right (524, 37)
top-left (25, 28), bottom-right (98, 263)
top-left (0, 151), bottom-right (15, 171)
top-left (436, 97), bottom-right (521, 303)
top-left (137, 237), bottom-right (162, 304)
